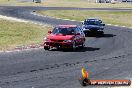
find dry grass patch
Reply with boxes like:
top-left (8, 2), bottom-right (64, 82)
top-left (0, 0), bottom-right (132, 8)
top-left (42, 0), bottom-right (132, 8)
top-left (37, 10), bottom-right (132, 27)
top-left (0, 19), bottom-right (51, 50)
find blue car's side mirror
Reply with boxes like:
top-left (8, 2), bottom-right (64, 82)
top-left (102, 24), bottom-right (105, 26)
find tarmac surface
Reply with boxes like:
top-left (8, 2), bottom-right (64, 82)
top-left (0, 6), bottom-right (132, 88)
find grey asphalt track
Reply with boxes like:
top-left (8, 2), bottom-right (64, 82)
top-left (0, 6), bottom-right (132, 88)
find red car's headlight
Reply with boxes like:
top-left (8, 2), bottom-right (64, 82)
top-left (44, 37), bottom-right (50, 41)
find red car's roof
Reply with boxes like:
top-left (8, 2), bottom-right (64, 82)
top-left (57, 25), bottom-right (77, 28)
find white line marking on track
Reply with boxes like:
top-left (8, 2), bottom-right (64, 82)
top-left (107, 24), bottom-right (112, 25)
top-left (0, 15), bottom-right (29, 23)
top-left (122, 26), bottom-right (126, 27)
top-left (0, 47), bottom-right (44, 53)
top-left (114, 25), bottom-right (119, 26)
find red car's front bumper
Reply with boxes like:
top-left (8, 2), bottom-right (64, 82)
top-left (44, 41), bottom-right (73, 48)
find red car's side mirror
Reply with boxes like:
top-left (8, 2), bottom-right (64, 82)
top-left (48, 30), bottom-right (52, 34)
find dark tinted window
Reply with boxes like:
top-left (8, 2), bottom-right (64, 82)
top-left (84, 20), bottom-right (101, 25)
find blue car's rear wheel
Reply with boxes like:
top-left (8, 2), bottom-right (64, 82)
top-left (98, 31), bottom-right (104, 36)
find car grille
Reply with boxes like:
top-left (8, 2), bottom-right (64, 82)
top-left (50, 39), bottom-right (63, 42)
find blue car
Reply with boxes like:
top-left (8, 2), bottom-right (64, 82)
top-left (82, 18), bottom-right (105, 36)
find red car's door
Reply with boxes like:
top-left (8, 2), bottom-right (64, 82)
top-left (75, 27), bottom-right (83, 45)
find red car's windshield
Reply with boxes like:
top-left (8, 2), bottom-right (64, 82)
top-left (52, 27), bottom-right (75, 35)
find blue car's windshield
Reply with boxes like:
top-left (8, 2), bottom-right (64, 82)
top-left (52, 27), bottom-right (75, 35)
top-left (84, 20), bottom-right (100, 25)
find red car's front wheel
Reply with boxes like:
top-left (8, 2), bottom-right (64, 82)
top-left (80, 43), bottom-right (85, 48)
top-left (80, 40), bottom-right (85, 48)
top-left (44, 46), bottom-right (50, 50)
top-left (72, 41), bottom-right (76, 50)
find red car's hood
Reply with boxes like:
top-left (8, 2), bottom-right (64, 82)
top-left (47, 34), bottom-right (74, 40)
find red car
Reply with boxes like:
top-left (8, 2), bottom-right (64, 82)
top-left (44, 25), bottom-right (86, 50)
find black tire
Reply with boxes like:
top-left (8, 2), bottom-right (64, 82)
top-left (99, 31), bottom-right (104, 36)
top-left (44, 46), bottom-right (50, 50)
top-left (84, 31), bottom-right (89, 37)
top-left (72, 41), bottom-right (76, 51)
top-left (84, 32), bottom-right (87, 36)
top-left (80, 41), bottom-right (85, 49)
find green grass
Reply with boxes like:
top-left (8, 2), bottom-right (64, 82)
top-left (0, 0), bottom-right (132, 9)
top-left (37, 10), bottom-right (132, 27)
top-left (0, 20), bottom-right (51, 50)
